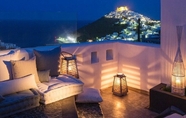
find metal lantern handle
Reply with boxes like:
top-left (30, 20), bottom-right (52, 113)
top-left (61, 51), bottom-right (73, 58)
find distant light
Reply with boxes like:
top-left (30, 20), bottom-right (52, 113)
top-left (88, 39), bottom-right (93, 42)
top-left (56, 35), bottom-right (77, 43)
top-left (67, 36), bottom-right (76, 43)
top-left (116, 6), bottom-right (128, 12)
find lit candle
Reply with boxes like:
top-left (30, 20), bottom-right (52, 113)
top-left (176, 78), bottom-right (181, 88)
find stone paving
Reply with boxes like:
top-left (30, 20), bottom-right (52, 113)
top-left (6, 87), bottom-right (159, 118)
top-left (100, 87), bottom-right (159, 118)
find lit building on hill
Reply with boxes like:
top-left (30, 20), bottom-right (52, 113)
top-left (116, 6), bottom-right (128, 12)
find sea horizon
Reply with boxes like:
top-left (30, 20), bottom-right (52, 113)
top-left (0, 20), bottom-right (93, 48)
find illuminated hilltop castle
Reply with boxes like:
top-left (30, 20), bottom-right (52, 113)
top-left (116, 6), bottom-right (128, 12)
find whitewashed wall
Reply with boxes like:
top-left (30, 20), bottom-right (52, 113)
top-left (61, 42), bottom-right (119, 89)
top-left (59, 41), bottom-right (161, 91)
top-left (161, 0), bottom-right (186, 84)
top-left (117, 42), bottom-right (161, 91)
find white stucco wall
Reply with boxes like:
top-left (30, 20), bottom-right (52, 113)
top-left (161, 0), bottom-right (186, 84)
top-left (59, 41), bottom-right (161, 91)
top-left (117, 42), bottom-right (161, 91)
top-left (60, 42), bottom-right (119, 89)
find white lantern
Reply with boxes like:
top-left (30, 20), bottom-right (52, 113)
top-left (171, 26), bottom-right (185, 96)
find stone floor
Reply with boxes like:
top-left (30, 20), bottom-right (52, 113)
top-left (6, 87), bottom-right (160, 118)
top-left (100, 87), bottom-right (159, 118)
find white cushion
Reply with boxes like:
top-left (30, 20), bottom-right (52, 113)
top-left (0, 74), bottom-right (38, 96)
top-left (11, 57), bottom-right (40, 83)
top-left (165, 113), bottom-right (184, 118)
top-left (76, 87), bottom-right (103, 103)
top-left (0, 50), bottom-right (20, 82)
top-left (37, 75), bottom-right (84, 104)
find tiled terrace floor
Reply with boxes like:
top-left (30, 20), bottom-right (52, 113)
top-left (100, 87), bottom-right (159, 118)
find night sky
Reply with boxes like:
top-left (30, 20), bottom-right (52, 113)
top-left (0, 0), bottom-right (160, 22)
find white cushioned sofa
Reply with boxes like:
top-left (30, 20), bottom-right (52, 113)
top-left (0, 46), bottom-right (83, 117)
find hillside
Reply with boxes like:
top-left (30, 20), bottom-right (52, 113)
top-left (75, 6), bottom-right (160, 43)
top-left (77, 17), bottom-right (127, 42)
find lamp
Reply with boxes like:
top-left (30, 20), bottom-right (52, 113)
top-left (171, 26), bottom-right (185, 96)
top-left (60, 51), bottom-right (79, 79)
top-left (112, 73), bottom-right (128, 96)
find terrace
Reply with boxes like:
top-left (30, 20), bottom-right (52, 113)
top-left (1, 0), bottom-right (186, 117)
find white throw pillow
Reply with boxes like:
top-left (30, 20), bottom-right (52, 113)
top-left (0, 50), bottom-right (20, 82)
top-left (0, 74), bottom-right (38, 96)
top-left (76, 87), bottom-right (103, 103)
top-left (11, 57), bottom-right (40, 83)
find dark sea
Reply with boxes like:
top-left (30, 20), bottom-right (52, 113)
top-left (0, 20), bottom-right (92, 48)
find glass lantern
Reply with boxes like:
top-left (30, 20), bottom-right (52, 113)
top-left (60, 51), bottom-right (79, 79)
top-left (171, 26), bottom-right (185, 96)
top-left (112, 73), bottom-right (128, 96)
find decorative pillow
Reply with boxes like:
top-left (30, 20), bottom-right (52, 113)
top-left (11, 57), bottom-right (40, 83)
top-left (76, 87), bottom-right (103, 103)
top-left (38, 70), bottom-right (50, 82)
top-left (0, 95), bottom-right (5, 102)
top-left (33, 46), bottom-right (61, 77)
top-left (0, 50), bottom-right (20, 82)
top-left (0, 74), bottom-right (38, 96)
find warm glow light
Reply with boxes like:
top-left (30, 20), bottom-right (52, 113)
top-left (117, 73), bottom-right (123, 75)
top-left (88, 40), bottom-right (93, 42)
top-left (175, 77), bottom-right (181, 88)
top-left (116, 101), bottom-right (121, 109)
top-left (116, 78), bottom-right (120, 84)
top-left (176, 78), bottom-right (181, 84)
top-left (68, 65), bottom-right (72, 71)
top-left (116, 6), bottom-right (128, 12)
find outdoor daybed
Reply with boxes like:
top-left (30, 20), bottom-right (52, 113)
top-left (0, 46), bottom-right (84, 117)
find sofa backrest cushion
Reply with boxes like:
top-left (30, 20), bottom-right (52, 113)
top-left (33, 46), bottom-right (61, 77)
top-left (0, 50), bottom-right (20, 82)
top-left (0, 74), bottom-right (38, 96)
top-left (11, 57), bottom-right (40, 83)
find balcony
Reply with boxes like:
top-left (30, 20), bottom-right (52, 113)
top-left (1, 0), bottom-right (186, 117)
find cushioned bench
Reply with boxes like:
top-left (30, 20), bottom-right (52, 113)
top-left (0, 89), bottom-right (40, 118)
top-left (37, 74), bottom-right (83, 104)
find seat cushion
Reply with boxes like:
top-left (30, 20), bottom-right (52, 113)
top-left (76, 87), bottom-right (103, 103)
top-left (0, 89), bottom-right (40, 118)
top-left (37, 74), bottom-right (83, 104)
top-left (33, 46), bottom-right (61, 77)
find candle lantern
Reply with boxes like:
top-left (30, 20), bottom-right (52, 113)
top-left (112, 73), bottom-right (128, 96)
top-left (60, 51), bottom-right (79, 79)
top-left (171, 26), bottom-right (185, 96)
